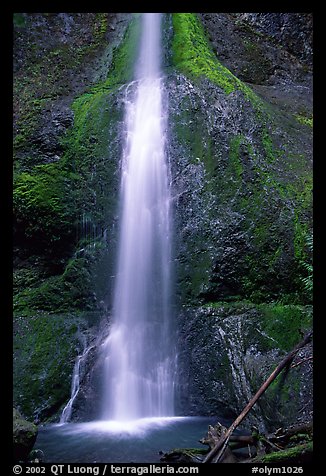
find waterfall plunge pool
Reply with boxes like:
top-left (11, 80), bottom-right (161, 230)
top-left (34, 416), bottom-right (229, 463)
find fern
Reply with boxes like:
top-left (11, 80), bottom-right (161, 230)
top-left (300, 233), bottom-right (313, 294)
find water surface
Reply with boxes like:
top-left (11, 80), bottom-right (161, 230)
top-left (35, 417), bottom-right (223, 463)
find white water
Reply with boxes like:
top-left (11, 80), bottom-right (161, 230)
top-left (101, 13), bottom-right (175, 421)
top-left (60, 335), bottom-right (95, 424)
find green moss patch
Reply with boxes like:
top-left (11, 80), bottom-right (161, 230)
top-left (13, 163), bottom-right (78, 251)
top-left (294, 113), bottom-right (313, 128)
top-left (13, 312), bottom-right (85, 420)
top-left (258, 303), bottom-right (312, 351)
top-left (14, 253), bottom-right (98, 314)
top-left (253, 442), bottom-right (313, 463)
top-left (172, 13), bottom-right (251, 99)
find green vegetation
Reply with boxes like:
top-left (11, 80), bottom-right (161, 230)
top-left (229, 135), bottom-right (244, 180)
top-left (13, 13), bottom-right (26, 27)
top-left (258, 303), bottom-right (312, 351)
top-left (13, 312), bottom-right (82, 420)
top-left (172, 13), bottom-right (236, 94)
top-left (13, 13), bottom-right (313, 426)
top-left (171, 14), bottom-right (312, 305)
top-left (300, 233), bottom-right (313, 297)
top-left (171, 13), bottom-right (275, 124)
top-left (172, 12), bottom-right (257, 103)
top-left (13, 14), bottom-right (113, 156)
top-left (13, 17), bottom-right (141, 424)
top-left (13, 163), bottom-right (78, 256)
top-left (252, 442), bottom-right (313, 463)
top-left (13, 408), bottom-right (38, 461)
top-left (294, 113), bottom-right (313, 128)
top-left (201, 300), bottom-right (312, 353)
top-left (55, 13), bottom-right (141, 257)
top-left (13, 254), bottom-right (97, 314)
top-left (90, 14), bottom-right (140, 92)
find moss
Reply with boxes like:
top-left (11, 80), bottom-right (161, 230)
top-left (172, 13), bottom-right (259, 105)
top-left (14, 275), bottom-right (68, 313)
top-left (258, 303), bottom-right (312, 351)
top-left (171, 13), bottom-right (312, 304)
top-left (61, 13), bottom-right (141, 222)
top-left (13, 408), bottom-right (38, 461)
top-left (229, 135), bottom-right (244, 179)
top-left (294, 113), bottom-right (313, 128)
top-left (201, 301), bottom-right (312, 352)
top-left (171, 13), bottom-right (274, 122)
top-left (12, 13), bottom-right (142, 422)
top-left (13, 312), bottom-right (86, 420)
top-left (13, 13), bottom-right (134, 158)
top-left (261, 127), bottom-right (276, 162)
top-left (238, 152), bottom-right (312, 303)
top-left (252, 442), bottom-right (313, 463)
top-left (14, 14), bottom-right (140, 318)
top-left (171, 14), bottom-right (286, 167)
top-left (172, 13), bottom-right (234, 94)
top-left (13, 253), bottom-right (97, 314)
top-left (89, 13), bottom-right (140, 92)
top-left (13, 163), bottom-right (78, 252)
top-left (93, 13), bottom-right (109, 42)
top-left (266, 369), bottom-right (301, 409)
top-left (13, 13), bottom-right (26, 27)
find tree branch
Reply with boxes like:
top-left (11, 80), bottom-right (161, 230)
top-left (203, 330), bottom-right (313, 463)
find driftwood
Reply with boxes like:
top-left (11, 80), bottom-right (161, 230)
top-left (203, 331), bottom-right (313, 463)
top-left (271, 421), bottom-right (313, 445)
top-left (200, 424), bottom-right (254, 449)
top-left (160, 422), bottom-right (313, 464)
top-left (199, 422), bottom-right (237, 462)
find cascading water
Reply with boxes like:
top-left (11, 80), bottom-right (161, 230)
top-left (60, 335), bottom-right (95, 424)
top-left (34, 14), bottom-right (230, 461)
top-left (101, 13), bottom-right (175, 421)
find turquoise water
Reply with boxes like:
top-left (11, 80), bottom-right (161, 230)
top-left (34, 416), bottom-right (224, 463)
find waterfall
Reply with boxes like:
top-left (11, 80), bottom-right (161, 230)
top-left (101, 13), bottom-right (175, 421)
top-left (60, 335), bottom-right (95, 423)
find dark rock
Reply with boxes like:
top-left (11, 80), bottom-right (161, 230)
top-left (176, 303), bottom-right (313, 431)
top-left (29, 106), bottom-right (74, 161)
top-left (160, 448), bottom-right (207, 463)
top-left (28, 449), bottom-right (44, 463)
top-left (234, 13), bottom-right (313, 67)
top-left (199, 13), bottom-right (312, 87)
top-left (13, 408), bottom-right (38, 462)
top-left (167, 71), bottom-right (312, 305)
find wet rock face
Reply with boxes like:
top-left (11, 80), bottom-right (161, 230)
top-left (176, 304), bottom-right (313, 431)
top-left (166, 13), bottom-right (312, 428)
top-left (234, 13), bottom-right (313, 67)
top-left (199, 13), bottom-right (312, 87)
top-left (167, 71), bottom-right (312, 306)
top-left (28, 106), bottom-right (74, 164)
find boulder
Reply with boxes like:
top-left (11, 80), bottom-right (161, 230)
top-left (13, 408), bottom-right (38, 461)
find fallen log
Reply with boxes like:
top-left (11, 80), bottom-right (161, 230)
top-left (200, 426), bottom-right (254, 449)
top-left (203, 330), bottom-right (313, 463)
top-left (270, 421), bottom-right (313, 445)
